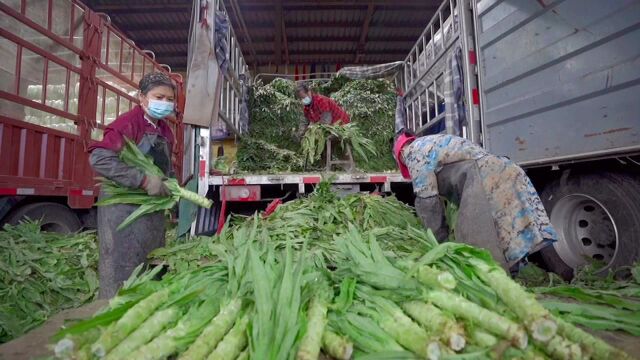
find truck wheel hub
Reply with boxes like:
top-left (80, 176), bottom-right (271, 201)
top-left (550, 194), bottom-right (618, 270)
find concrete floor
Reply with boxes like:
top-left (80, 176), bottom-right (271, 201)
top-left (0, 300), bottom-right (107, 360)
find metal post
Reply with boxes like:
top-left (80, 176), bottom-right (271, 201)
top-left (71, 9), bottom-right (101, 208)
top-left (460, 0), bottom-right (481, 144)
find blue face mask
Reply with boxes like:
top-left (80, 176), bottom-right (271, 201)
top-left (302, 96), bottom-right (312, 106)
top-left (147, 99), bottom-right (174, 119)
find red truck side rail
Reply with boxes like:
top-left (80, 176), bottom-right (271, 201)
top-left (0, 0), bottom-right (184, 210)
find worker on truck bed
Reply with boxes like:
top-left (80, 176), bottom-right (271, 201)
top-left (88, 72), bottom-right (176, 298)
top-left (393, 103), bottom-right (557, 271)
top-left (295, 82), bottom-right (350, 137)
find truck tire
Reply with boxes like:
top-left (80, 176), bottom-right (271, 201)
top-left (5, 202), bottom-right (82, 233)
top-left (539, 172), bottom-right (640, 278)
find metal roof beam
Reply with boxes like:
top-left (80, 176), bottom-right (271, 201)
top-left (89, 1), bottom-right (191, 13)
top-left (234, 21), bottom-right (426, 29)
top-left (236, 0), bottom-right (438, 9)
top-left (282, 10), bottom-right (290, 65)
top-left (274, 0), bottom-right (282, 65)
top-left (355, 2), bottom-right (374, 64)
top-left (250, 56), bottom-right (404, 66)
top-left (248, 49), bottom-right (406, 57)
top-left (229, 0), bottom-right (258, 66)
top-left (249, 34), bottom-right (419, 42)
top-left (124, 23), bottom-right (189, 32)
top-left (92, 6), bottom-right (190, 14)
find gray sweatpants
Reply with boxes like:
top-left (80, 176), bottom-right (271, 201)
top-left (97, 199), bottom-right (165, 299)
top-left (414, 159), bottom-right (507, 269)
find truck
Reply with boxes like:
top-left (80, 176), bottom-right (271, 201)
top-left (398, 0), bottom-right (640, 276)
top-left (192, 0), bottom-right (640, 276)
top-left (0, 0), bottom-right (185, 232)
top-left (2, 0), bottom-right (639, 276)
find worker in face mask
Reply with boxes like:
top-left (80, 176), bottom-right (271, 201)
top-left (88, 72), bottom-right (177, 298)
top-left (295, 82), bottom-right (350, 139)
top-left (392, 97), bottom-right (557, 271)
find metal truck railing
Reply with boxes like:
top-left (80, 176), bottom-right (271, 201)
top-left (183, 0), bottom-right (252, 236)
top-left (401, 0), bottom-right (481, 144)
top-left (0, 0), bottom-right (184, 209)
top-left (184, 0), bottom-right (250, 171)
top-left (213, 0), bottom-right (250, 137)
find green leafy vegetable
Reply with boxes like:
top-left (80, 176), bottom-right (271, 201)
top-left (239, 78), bottom-right (397, 172)
top-left (96, 140), bottom-right (212, 230)
top-left (301, 123), bottom-right (377, 167)
top-left (48, 184), bottom-right (635, 360)
top-left (0, 222), bottom-right (98, 343)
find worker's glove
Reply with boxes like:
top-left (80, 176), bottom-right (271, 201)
top-left (414, 195), bottom-right (449, 242)
top-left (142, 174), bottom-right (170, 196)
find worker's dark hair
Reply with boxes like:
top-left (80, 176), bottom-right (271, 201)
top-left (295, 82), bottom-right (310, 93)
top-left (401, 129), bottom-right (416, 137)
top-left (389, 129), bottom-right (416, 148)
top-left (139, 72), bottom-right (175, 95)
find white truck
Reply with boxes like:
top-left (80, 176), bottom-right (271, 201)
top-left (185, 0), bottom-right (640, 276)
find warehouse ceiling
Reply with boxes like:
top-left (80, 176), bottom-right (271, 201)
top-left (83, 0), bottom-right (441, 71)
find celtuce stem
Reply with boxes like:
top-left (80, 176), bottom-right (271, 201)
top-left (470, 259), bottom-right (557, 342)
top-left (297, 294), bottom-right (329, 360)
top-left (321, 330), bottom-right (353, 360)
top-left (426, 290), bottom-right (528, 349)
top-left (402, 301), bottom-right (465, 351)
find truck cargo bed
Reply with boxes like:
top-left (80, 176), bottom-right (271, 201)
top-left (209, 172), bottom-right (407, 189)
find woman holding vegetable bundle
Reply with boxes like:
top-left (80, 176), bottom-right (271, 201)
top-left (393, 97), bottom-right (557, 270)
top-left (89, 72), bottom-right (177, 298)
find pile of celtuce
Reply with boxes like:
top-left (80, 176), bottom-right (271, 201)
top-left (531, 266), bottom-right (640, 337)
top-left (0, 222), bottom-right (98, 343)
top-left (54, 184), bottom-right (633, 360)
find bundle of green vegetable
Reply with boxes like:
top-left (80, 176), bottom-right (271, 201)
top-left (309, 75), bottom-right (351, 97)
top-left (211, 156), bottom-right (234, 174)
top-left (236, 79), bottom-right (304, 172)
top-left (96, 140), bottom-right (212, 230)
top-left (235, 137), bottom-right (304, 173)
top-left (331, 79), bottom-right (397, 171)
top-left (0, 222), bottom-right (98, 343)
top-left (150, 182), bottom-right (423, 271)
top-left (238, 77), bottom-right (397, 173)
top-left (53, 184), bottom-right (634, 359)
top-left (301, 123), bottom-right (377, 166)
top-left (530, 265), bottom-right (640, 337)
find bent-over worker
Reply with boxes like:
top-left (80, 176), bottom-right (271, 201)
top-left (394, 128), bottom-right (558, 270)
top-left (89, 72), bottom-right (177, 298)
top-left (295, 82), bottom-right (350, 137)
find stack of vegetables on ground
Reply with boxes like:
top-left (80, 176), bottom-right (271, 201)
top-left (528, 264), bottom-right (640, 338)
top-left (236, 77), bottom-right (396, 173)
top-left (96, 139), bottom-right (212, 230)
top-left (53, 183), bottom-right (635, 359)
top-left (0, 222), bottom-right (98, 343)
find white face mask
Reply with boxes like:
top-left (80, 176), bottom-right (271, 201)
top-left (302, 96), bottom-right (312, 106)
